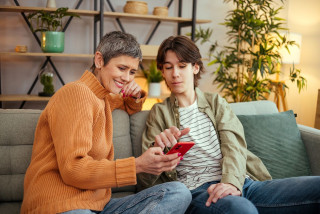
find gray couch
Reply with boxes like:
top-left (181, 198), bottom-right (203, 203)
top-left (1, 100), bottom-right (320, 213)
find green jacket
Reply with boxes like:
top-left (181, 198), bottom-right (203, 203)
top-left (138, 88), bottom-right (271, 192)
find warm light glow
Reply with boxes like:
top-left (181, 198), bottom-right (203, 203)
top-left (42, 32), bottom-right (46, 49)
top-left (142, 98), bottom-right (162, 110)
top-left (279, 32), bottom-right (302, 65)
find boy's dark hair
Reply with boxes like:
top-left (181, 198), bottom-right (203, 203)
top-left (156, 35), bottom-right (205, 87)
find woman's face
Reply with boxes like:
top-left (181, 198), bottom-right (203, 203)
top-left (162, 50), bottom-right (199, 96)
top-left (95, 55), bottom-right (140, 94)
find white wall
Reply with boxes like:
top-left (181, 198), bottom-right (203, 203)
top-left (1, 0), bottom-right (319, 127)
top-left (283, 0), bottom-right (320, 127)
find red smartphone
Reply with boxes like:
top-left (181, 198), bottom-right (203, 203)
top-left (166, 142), bottom-right (195, 156)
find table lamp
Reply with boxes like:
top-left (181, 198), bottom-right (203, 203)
top-left (279, 32), bottom-right (302, 65)
top-left (271, 32), bottom-right (302, 111)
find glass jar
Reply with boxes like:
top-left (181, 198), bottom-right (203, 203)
top-left (38, 66), bottom-right (55, 97)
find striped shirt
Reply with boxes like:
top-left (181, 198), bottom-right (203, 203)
top-left (176, 100), bottom-right (222, 190)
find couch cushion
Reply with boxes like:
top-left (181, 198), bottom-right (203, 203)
top-left (237, 110), bottom-right (312, 179)
top-left (298, 124), bottom-right (320, 175)
top-left (0, 109), bottom-right (41, 202)
top-left (130, 111), bottom-right (150, 157)
top-left (0, 202), bottom-right (21, 214)
top-left (111, 109), bottom-right (136, 194)
top-left (112, 109), bottom-right (133, 159)
top-left (230, 100), bottom-right (278, 115)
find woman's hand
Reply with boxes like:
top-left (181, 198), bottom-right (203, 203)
top-left (206, 183), bottom-right (241, 206)
top-left (121, 80), bottom-right (141, 99)
top-left (135, 147), bottom-right (182, 174)
top-left (154, 126), bottom-right (190, 150)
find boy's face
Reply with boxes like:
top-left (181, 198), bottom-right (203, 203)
top-left (162, 50), bottom-right (199, 95)
top-left (95, 54), bottom-right (139, 94)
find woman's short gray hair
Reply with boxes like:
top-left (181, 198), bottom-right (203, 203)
top-left (91, 31), bottom-right (142, 71)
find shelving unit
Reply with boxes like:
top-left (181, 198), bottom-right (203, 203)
top-left (0, 52), bottom-right (94, 58)
top-left (0, 6), bottom-right (211, 24)
top-left (102, 11), bottom-right (210, 23)
top-left (0, 45), bottom-right (159, 59)
top-left (0, 0), bottom-right (211, 108)
top-left (0, 5), bottom-right (100, 16)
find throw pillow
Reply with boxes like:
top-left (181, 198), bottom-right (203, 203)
top-left (237, 110), bottom-right (311, 179)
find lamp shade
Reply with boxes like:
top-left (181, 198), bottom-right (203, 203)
top-left (279, 32), bottom-right (302, 64)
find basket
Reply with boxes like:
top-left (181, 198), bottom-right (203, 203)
top-left (153, 6), bottom-right (168, 17)
top-left (123, 1), bottom-right (148, 15)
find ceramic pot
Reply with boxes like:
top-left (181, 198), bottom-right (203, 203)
top-left (46, 0), bottom-right (56, 8)
top-left (148, 82), bottom-right (161, 97)
top-left (41, 31), bottom-right (64, 53)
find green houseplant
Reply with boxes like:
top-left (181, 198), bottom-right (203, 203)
top-left (142, 60), bottom-right (163, 97)
top-left (196, 0), bottom-right (306, 102)
top-left (27, 7), bottom-right (79, 53)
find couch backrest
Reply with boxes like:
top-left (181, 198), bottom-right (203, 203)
top-left (0, 109), bottom-right (139, 205)
top-left (127, 100), bottom-right (279, 158)
top-left (0, 100), bottom-right (279, 209)
top-left (229, 100), bottom-right (278, 115)
top-left (111, 109), bottom-right (136, 194)
top-left (0, 109), bottom-right (41, 204)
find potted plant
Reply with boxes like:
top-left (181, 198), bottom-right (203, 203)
top-left (193, 0), bottom-right (306, 103)
top-left (27, 7), bottom-right (79, 53)
top-left (142, 60), bottom-right (163, 97)
top-left (38, 66), bottom-right (55, 97)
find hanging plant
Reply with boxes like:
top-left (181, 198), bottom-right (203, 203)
top-left (195, 0), bottom-right (307, 102)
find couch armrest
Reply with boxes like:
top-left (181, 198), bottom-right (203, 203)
top-left (298, 124), bottom-right (320, 175)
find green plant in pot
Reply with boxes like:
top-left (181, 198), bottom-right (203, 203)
top-left (39, 67), bottom-right (55, 97)
top-left (142, 60), bottom-right (163, 97)
top-left (193, 0), bottom-right (306, 103)
top-left (27, 7), bottom-right (79, 53)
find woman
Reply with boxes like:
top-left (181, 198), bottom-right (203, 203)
top-left (140, 35), bottom-right (320, 214)
top-left (21, 31), bottom-right (191, 214)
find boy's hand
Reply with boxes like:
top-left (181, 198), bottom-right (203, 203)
top-left (154, 126), bottom-right (190, 150)
top-left (206, 183), bottom-right (241, 206)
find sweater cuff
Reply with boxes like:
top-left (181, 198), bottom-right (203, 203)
top-left (115, 157), bottom-right (137, 187)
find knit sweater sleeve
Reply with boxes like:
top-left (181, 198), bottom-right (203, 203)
top-left (116, 90), bottom-right (147, 115)
top-left (47, 84), bottom-right (136, 190)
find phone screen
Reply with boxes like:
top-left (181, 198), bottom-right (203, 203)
top-left (166, 142), bottom-right (195, 156)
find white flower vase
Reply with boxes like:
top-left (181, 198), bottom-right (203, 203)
top-left (148, 82), bottom-right (161, 97)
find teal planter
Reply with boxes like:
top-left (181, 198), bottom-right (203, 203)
top-left (41, 31), bottom-right (64, 53)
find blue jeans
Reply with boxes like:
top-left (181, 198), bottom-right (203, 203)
top-left (62, 181), bottom-right (191, 214)
top-left (186, 176), bottom-right (320, 214)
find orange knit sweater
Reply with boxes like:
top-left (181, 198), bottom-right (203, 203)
top-left (20, 71), bottom-right (146, 214)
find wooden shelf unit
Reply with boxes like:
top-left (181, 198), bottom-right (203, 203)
top-left (102, 11), bottom-right (211, 23)
top-left (0, 52), bottom-right (94, 58)
top-left (0, 45), bottom-right (159, 59)
top-left (0, 2), bottom-right (210, 105)
top-left (0, 6), bottom-right (99, 16)
top-left (0, 6), bottom-right (211, 24)
top-left (0, 95), bottom-right (51, 102)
